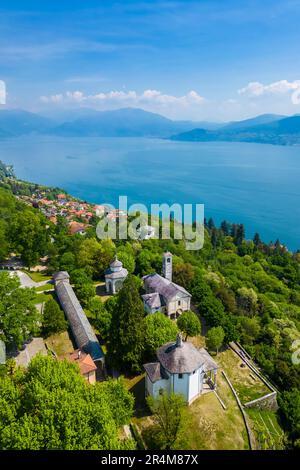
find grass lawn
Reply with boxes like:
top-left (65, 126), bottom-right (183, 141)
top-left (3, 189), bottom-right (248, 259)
top-left (181, 375), bottom-right (249, 450)
top-left (188, 335), bottom-right (206, 349)
top-left (246, 408), bottom-right (285, 449)
top-left (128, 369), bottom-right (249, 450)
top-left (124, 336), bottom-right (280, 450)
top-left (24, 271), bottom-right (51, 282)
top-left (216, 348), bottom-right (270, 403)
top-left (130, 370), bottom-right (249, 450)
top-left (45, 331), bottom-right (74, 357)
top-left (34, 290), bottom-right (55, 304)
top-left (35, 284), bottom-right (54, 292)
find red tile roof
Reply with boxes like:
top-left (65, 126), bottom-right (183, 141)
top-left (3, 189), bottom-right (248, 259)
top-left (66, 350), bottom-right (97, 375)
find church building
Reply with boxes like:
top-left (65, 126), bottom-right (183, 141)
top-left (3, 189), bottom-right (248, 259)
top-left (144, 334), bottom-right (219, 404)
top-left (105, 256), bottom-right (128, 294)
top-left (142, 252), bottom-right (192, 319)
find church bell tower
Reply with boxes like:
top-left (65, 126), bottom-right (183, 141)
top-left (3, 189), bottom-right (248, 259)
top-left (162, 252), bottom-right (172, 282)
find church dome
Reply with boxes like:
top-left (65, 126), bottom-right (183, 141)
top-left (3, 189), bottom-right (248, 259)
top-left (110, 256), bottom-right (123, 269)
top-left (156, 334), bottom-right (204, 374)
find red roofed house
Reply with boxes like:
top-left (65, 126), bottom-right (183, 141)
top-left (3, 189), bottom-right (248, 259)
top-left (66, 350), bottom-right (97, 384)
top-left (68, 221), bottom-right (88, 235)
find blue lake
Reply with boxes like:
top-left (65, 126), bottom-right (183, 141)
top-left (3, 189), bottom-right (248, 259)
top-left (0, 136), bottom-right (299, 250)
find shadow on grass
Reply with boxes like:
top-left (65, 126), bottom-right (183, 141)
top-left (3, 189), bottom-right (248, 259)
top-left (125, 375), bottom-right (151, 419)
top-left (95, 284), bottom-right (109, 298)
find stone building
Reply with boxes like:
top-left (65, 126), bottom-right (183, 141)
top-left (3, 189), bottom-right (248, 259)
top-left (142, 252), bottom-right (191, 319)
top-left (64, 350), bottom-right (97, 384)
top-left (144, 334), bottom-right (219, 404)
top-left (105, 256), bottom-right (128, 294)
top-left (53, 271), bottom-right (105, 366)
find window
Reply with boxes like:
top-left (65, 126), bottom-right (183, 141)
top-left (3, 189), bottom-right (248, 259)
top-left (178, 300), bottom-right (181, 306)
top-left (178, 373), bottom-right (183, 379)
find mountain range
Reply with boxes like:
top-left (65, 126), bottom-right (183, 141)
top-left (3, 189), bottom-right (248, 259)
top-left (0, 107), bottom-right (221, 139)
top-left (170, 114), bottom-right (300, 145)
top-left (0, 108), bottom-right (299, 145)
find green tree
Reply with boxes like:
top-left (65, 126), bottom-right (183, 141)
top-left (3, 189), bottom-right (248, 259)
top-left (239, 316), bottom-right (261, 345)
top-left (172, 262), bottom-right (195, 289)
top-left (147, 393), bottom-right (185, 450)
top-left (10, 209), bottom-right (49, 268)
top-left (237, 287), bottom-right (258, 316)
top-left (89, 297), bottom-right (112, 341)
top-left (109, 275), bottom-right (145, 372)
top-left (71, 269), bottom-right (96, 307)
top-left (77, 238), bottom-right (115, 278)
top-left (278, 389), bottom-right (300, 443)
top-left (59, 251), bottom-right (76, 273)
top-left (177, 310), bottom-right (201, 340)
top-left (144, 312), bottom-right (178, 357)
top-left (117, 249), bottom-right (136, 274)
top-left (0, 355), bottom-right (135, 450)
top-left (191, 275), bottom-right (226, 327)
top-left (0, 219), bottom-right (9, 261)
top-left (42, 298), bottom-right (67, 337)
top-left (206, 326), bottom-right (225, 354)
top-left (0, 272), bottom-right (40, 349)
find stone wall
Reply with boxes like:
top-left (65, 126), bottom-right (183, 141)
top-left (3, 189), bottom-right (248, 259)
top-left (244, 391), bottom-right (278, 411)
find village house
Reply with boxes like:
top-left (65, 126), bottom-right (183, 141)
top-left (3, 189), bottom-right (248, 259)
top-left (142, 252), bottom-right (191, 319)
top-left (105, 208), bottom-right (127, 220)
top-left (105, 256), bottom-right (128, 294)
top-left (68, 221), bottom-right (89, 235)
top-left (64, 350), bottom-right (97, 384)
top-left (144, 334), bottom-right (219, 404)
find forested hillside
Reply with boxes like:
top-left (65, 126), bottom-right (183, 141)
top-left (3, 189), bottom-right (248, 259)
top-left (0, 168), bottom-right (299, 447)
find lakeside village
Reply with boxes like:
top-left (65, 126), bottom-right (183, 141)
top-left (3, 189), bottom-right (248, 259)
top-left (0, 174), bottom-right (289, 451)
top-left (18, 190), bottom-right (129, 236)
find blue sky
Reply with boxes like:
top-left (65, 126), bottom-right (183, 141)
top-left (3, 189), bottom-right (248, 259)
top-left (1, 0), bottom-right (300, 120)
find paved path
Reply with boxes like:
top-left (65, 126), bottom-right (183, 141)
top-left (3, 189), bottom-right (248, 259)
top-left (9, 270), bottom-right (52, 288)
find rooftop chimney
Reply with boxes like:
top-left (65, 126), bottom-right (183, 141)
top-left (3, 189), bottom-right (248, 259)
top-left (176, 333), bottom-right (183, 348)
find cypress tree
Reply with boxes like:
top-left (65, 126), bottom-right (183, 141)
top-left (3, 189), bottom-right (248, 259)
top-left (109, 275), bottom-right (145, 373)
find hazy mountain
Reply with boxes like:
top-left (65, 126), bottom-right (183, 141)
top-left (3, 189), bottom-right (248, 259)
top-left (170, 114), bottom-right (300, 145)
top-left (0, 107), bottom-right (221, 138)
top-left (50, 107), bottom-right (221, 137)
top-left (0, 109), bottom-right (55, 136)
top-left (41, 107), bottom-right (103, 124)
top-left (221, 114), bottom-right (286, 131)
top-left (2, 108), bottom-right (298, 143)
top-left (258, 115), bottom-right (300, 133)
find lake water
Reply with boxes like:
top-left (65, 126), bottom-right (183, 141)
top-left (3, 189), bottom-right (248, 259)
top-left (0, 136), bottom-right (299, 251)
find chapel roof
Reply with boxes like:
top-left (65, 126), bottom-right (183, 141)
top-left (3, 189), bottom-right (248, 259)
top-left (143, 273), bottom-right (191, 301)
top-left (156, 336), bottom-right (206, 374)
top-left (143, 362), bottom-right (168, 383)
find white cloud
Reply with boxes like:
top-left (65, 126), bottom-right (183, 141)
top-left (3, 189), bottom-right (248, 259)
top-left (39, 88), bottom-right (205, 111)
top-left (40, 94), bottom-right (63, 104)
top-left (238, 79), bottom-right (300, 96)
top-left (0, 80), bottom-right (6, 105)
